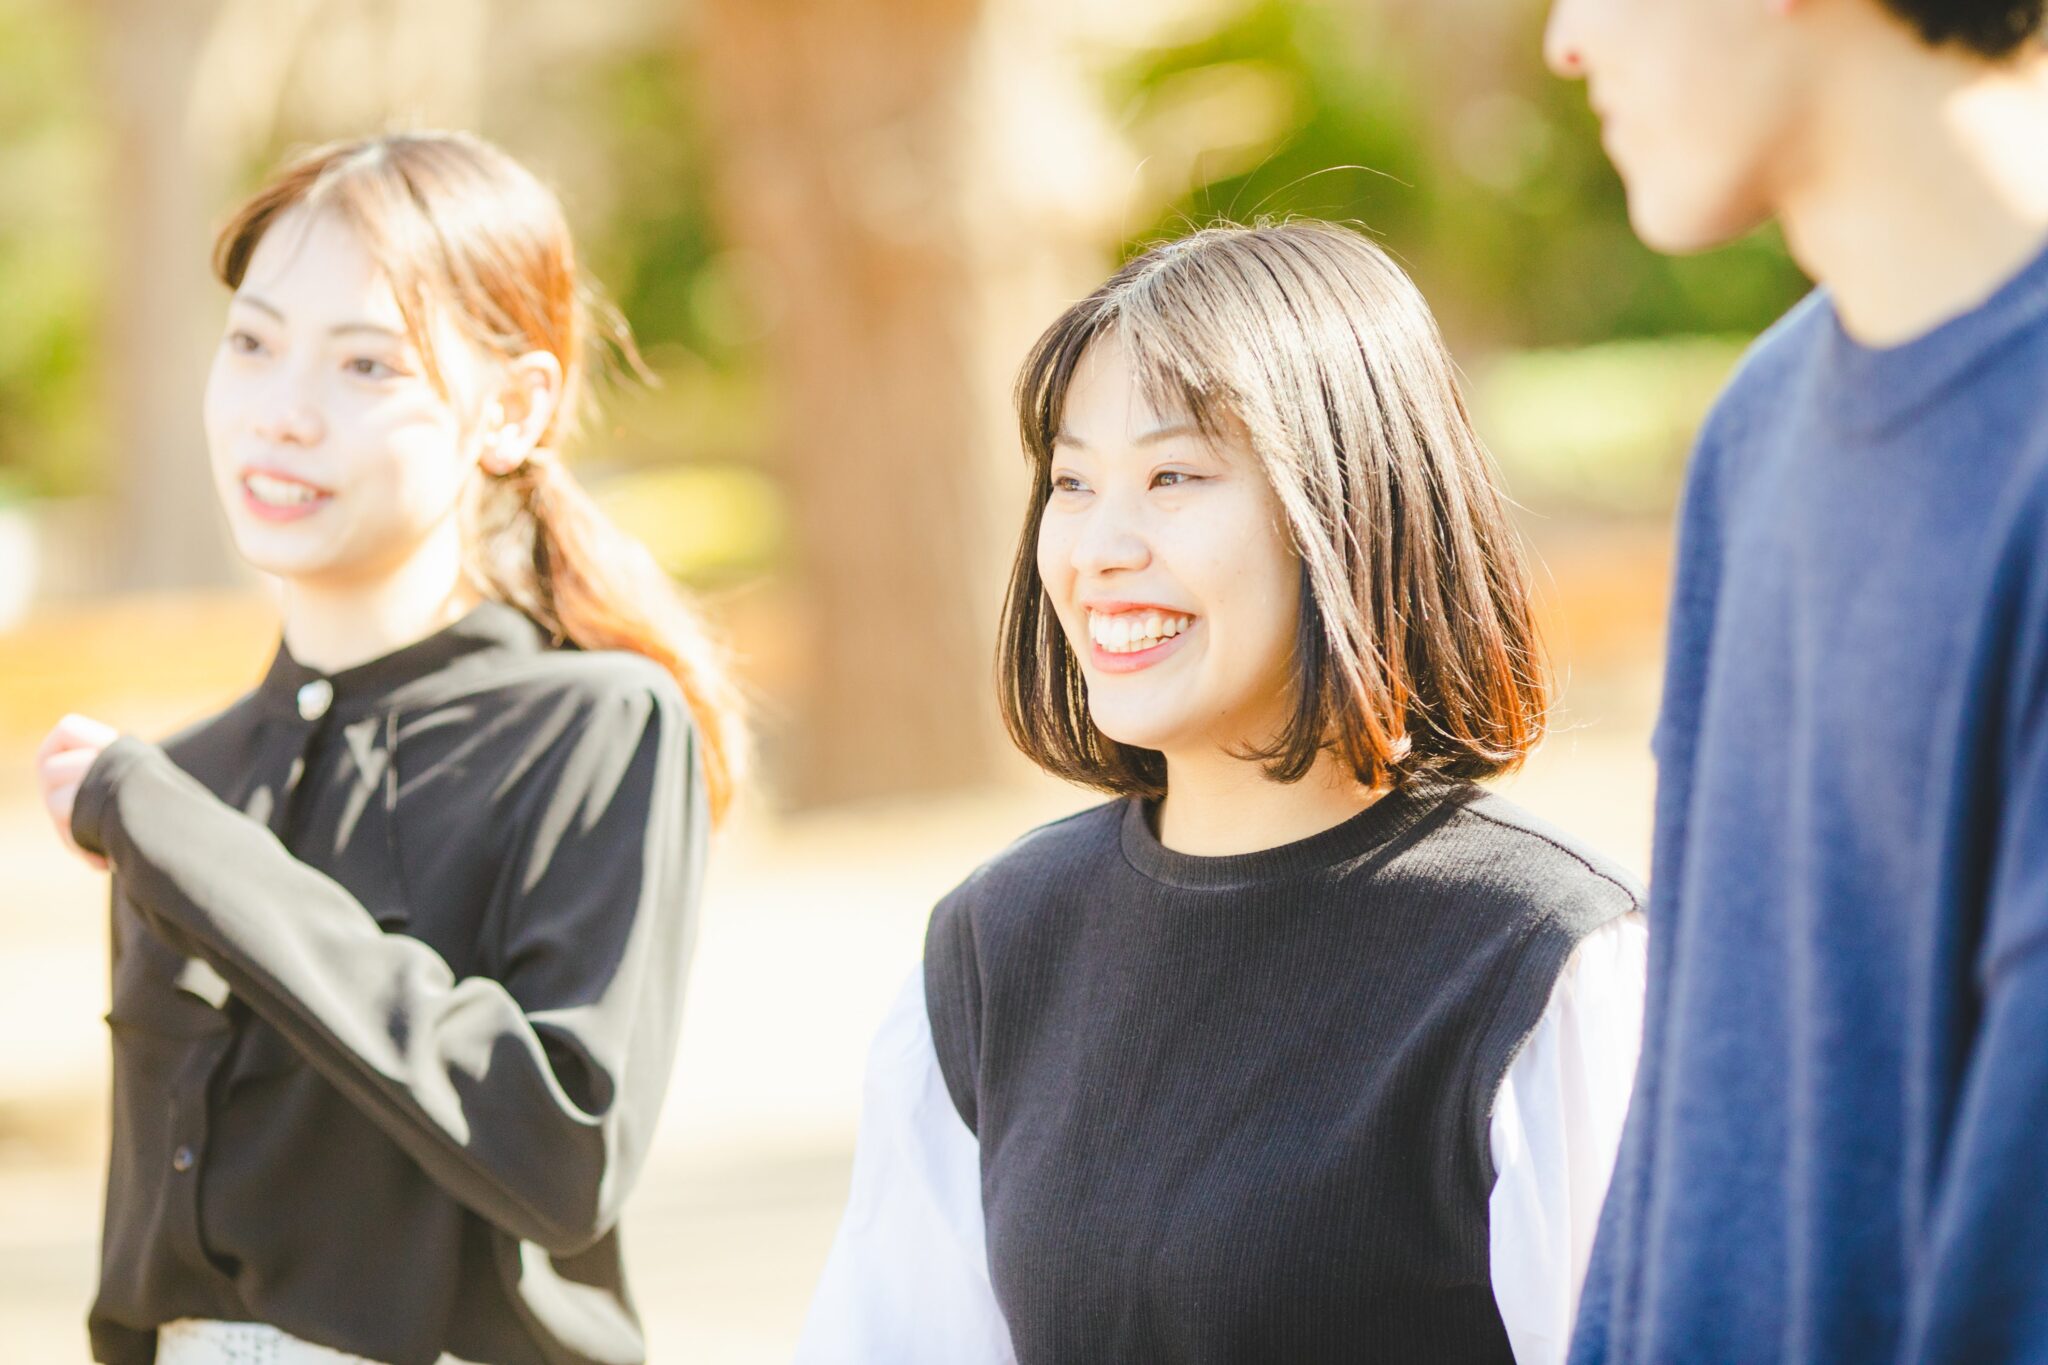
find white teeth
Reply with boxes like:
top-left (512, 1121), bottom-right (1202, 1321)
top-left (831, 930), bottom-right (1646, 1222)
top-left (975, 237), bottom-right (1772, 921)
top-left (1087, 610), bottom-right (1195, 654)
top-left (245, 473), bottom-right (325, 508)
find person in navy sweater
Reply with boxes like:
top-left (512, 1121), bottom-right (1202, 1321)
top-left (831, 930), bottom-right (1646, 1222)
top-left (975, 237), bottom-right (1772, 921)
top-left (1542, 0), bottom-right (2048, 1359)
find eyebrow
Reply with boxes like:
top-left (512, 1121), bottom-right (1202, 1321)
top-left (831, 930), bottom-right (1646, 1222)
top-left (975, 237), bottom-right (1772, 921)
top-left (1052, 421), bottom-right (1203, 451)
top-left (230, 292), bottom-right (411, 342)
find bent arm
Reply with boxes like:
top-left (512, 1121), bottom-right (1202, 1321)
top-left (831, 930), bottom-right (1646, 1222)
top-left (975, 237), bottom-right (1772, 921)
top-left (73, 685), bottom-right (703, 1256)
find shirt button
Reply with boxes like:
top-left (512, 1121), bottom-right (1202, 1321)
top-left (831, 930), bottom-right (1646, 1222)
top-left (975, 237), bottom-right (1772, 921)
top-left (171, 1144), bottom-right (196, 1173)
top-left (297, 678), bottom-right (334, 721)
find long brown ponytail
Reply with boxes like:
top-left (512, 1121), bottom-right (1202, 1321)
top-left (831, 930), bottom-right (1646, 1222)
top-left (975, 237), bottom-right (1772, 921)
top-left (213, 131), bottom-right (746, 822)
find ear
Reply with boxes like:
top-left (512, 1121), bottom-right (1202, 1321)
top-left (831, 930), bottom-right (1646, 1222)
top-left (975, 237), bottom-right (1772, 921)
top-left (477, 350), bottom-right (565, 476)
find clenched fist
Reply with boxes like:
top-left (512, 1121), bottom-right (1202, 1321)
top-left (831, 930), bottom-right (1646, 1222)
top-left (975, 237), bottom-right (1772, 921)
top-left (36, 714), bottom-right (119, 872)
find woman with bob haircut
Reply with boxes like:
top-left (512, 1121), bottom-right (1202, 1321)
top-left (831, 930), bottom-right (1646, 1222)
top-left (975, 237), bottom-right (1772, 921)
top-left (34, 131), bottom-right (743, 1365)
top-left (798, 221), bottom-right (1646, 1365)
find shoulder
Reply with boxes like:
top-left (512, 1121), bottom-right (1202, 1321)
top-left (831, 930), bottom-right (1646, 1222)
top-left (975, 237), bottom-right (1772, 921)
top-left (157, 692), bottom-right (263, 780)
top-left (464, 646), bottom-right (694, 759)
top-left (1416, 787), bottom-right (1643, 942)
top-left (1683, 290), bottom-right (1830, 502)
top-left (444, 649), bottom-right (700, 828)
top-left (1717, 287), bottom-right (1831, 419)
top-left (927, 799), bottom-right (1124, 944)
top-left (923, 801), bottom-right (1120, 1133)
top-left (925, 799), bottom-right (1123, 1005)
top-left (489, 645), bottom-right (683, 714)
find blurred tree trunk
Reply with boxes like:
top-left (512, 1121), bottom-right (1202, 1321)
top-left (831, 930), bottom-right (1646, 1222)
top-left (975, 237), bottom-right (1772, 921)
top-left (95, 0), bottom-right (241, 591)
top-left (695, 0), bottom-right (1029, 806)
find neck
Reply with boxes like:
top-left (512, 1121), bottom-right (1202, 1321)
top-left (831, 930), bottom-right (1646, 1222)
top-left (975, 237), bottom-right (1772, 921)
top-left (1156, 747), bottom-right (1387, 856)
top-left (1777, 40), bottom-right (2048, 346)
top-left (279, 524), bottom-right (482, 674)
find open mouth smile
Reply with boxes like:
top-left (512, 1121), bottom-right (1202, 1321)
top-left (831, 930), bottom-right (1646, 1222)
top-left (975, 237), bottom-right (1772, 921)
top-left (240, 468), bottom-right (334, 523)
top-left (1085, 605), bottom-right (1198, 674)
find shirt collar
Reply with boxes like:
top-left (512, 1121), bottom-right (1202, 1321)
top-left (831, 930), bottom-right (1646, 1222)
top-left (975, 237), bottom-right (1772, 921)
top-left (254, 599), bottom-right (552, 725)
top-left (1817, 230), bottom-right (2048, 437)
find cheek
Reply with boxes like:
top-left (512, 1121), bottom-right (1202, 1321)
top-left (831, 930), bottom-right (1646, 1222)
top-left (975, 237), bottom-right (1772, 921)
top-left (1235, 529), bottom-right (1303, 683)
top-left (342, 402), bottom-right (472, 514)
top-left (1177, 503), bottom-right (1300, 678)
top-left (201, 363), bottom-right (244, 473)
top-left (1035, 514), bottom-right (1079, 622)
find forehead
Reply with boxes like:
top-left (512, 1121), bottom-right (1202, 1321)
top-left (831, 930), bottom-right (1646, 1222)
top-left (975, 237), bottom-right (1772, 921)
top-left (236, 205), bottom-right (406, 326)
top-left (1056, 331), bottom-right (1254, 464)
top-left (1058, 335), bottom-right (1195, 440)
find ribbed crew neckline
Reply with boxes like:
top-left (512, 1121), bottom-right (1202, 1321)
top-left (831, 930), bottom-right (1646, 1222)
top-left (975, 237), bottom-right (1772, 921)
top-left (1817, 231), bottom-right (2048, 436)
top-left (255, 599), bottom-right (549, 724)
top-left (1118, 781), bottom-right (1461, 891)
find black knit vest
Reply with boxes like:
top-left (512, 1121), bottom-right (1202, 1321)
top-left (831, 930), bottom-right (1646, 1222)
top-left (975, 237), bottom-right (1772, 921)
top-left (925, 782), bottom-right (1638, 1365)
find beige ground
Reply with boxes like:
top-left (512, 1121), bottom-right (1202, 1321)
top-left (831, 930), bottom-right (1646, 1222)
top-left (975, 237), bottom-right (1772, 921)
top-left (0, 526), bottom-right (1664, 1362)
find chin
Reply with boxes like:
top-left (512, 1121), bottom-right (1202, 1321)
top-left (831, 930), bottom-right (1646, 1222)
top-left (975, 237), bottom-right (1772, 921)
top-left (1625, 180), bottom-right (1772, 257)
top-left (227, 526), bottom-right (364, 585)
top-left (1085, 704), bottom-right (1184, 757)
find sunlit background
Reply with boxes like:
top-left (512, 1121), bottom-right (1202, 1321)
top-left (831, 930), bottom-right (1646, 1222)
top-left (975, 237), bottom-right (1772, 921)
top-left (0, 0), bottom-right (1808, 1357)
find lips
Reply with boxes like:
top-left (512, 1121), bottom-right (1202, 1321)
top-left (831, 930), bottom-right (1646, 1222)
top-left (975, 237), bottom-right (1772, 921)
top-left (239, 467), bottom-right (334, 523)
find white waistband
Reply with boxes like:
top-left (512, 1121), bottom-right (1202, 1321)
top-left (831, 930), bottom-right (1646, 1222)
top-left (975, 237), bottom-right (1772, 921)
top-left (156, 1320), bottom-right (393, 1365)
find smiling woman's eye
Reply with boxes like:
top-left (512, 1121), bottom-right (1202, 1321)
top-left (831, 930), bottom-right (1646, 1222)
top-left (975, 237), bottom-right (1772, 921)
top-left (345, 356), bottom-right (402, 380)
top-left (1151, 469), bottom-right (1199, 488)
top-left (1050, 473), bottom-right (1090, 495)
top-left (225, 330), bottom-right (264, 355)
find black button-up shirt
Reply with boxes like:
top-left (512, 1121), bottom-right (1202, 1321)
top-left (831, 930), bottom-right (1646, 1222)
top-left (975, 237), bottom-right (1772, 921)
top-left (71, 602), bottom-right (706, 1365)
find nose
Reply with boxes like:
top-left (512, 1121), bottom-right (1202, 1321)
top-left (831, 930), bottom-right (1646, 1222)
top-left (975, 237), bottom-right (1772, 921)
top-left (1069, 494), bottom-right (1151, 580)
top-left (1543, 0), bottom-right (1588, 80)
top-left (249, 384), bottom-right (325, 448)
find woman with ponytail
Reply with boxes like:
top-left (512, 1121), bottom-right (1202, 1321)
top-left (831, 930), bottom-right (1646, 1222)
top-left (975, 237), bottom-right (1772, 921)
top-left (33, 131), bottom-right (743, 1365)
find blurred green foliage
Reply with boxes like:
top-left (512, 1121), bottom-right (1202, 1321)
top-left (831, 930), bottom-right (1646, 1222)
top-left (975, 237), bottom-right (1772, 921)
top-left (537, 43), bottom-right (782, 580)
top-left (1113, 0), bottom-right (1801, 508)
top-left (549, 46), bottom-right (754, 371)
top-left (0, 0), bottom-right (102, 500)
top-left (1470, 336), bottom-right (1747, 515)
top-left (595, 461), bottom-right (788, 586)
top-left (1115, 0), bottom-right (1811, 348)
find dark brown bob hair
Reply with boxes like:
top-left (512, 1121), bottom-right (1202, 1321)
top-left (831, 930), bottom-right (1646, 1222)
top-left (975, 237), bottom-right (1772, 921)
top-left (998, 220), bottom-right (1547, 799)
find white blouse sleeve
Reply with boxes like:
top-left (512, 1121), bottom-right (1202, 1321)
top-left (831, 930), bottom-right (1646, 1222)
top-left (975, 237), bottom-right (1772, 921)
top-left (794, 968), bottom-right (1017, 1365)
top-left (1487, 911), bottom-right (1649, 1365)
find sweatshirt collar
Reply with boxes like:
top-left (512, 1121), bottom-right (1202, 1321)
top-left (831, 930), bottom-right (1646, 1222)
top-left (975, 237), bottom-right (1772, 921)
top-left (255, 599), bottom-right (551, 725)
top-left (1118, 779), bottom-right (1465, 891)
top-left (1817, 230), bottom-right (2048, 436)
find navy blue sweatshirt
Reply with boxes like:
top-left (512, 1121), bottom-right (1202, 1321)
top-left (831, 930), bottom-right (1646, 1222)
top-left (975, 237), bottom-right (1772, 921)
top-left (1572, 238), bottom-right (2048, 1363)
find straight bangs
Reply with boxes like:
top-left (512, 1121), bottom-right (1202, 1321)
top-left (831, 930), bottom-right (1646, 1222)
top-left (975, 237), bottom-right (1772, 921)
top-left (999, 222), bottom-right (1549, 798)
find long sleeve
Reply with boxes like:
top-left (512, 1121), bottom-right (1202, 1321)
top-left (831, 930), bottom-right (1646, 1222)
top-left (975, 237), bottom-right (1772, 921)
top-left (1899, 945), bottom-right (2048, 1361)
top-left (1490, 912), bottom-right (1648, 1365)
top-left (1898, 620), bottom-right (2048, 1362)
top-left (71, 677), bottom-right (704, 1258)
top-left (795, 968), bottom-right (1016, 1365)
